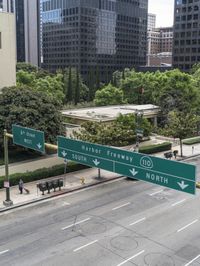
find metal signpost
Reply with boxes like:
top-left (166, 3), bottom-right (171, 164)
top-left (12, 125), bottom-right (45, 153)
top-left (58, 136), bottom-right (196, 195)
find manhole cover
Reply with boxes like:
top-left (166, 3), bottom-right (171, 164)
top-left (110, 236), bottom-right (138, 251)
top-left (144, 253), bottom-right (175, 266)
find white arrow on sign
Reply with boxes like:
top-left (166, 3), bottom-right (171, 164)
top-left (37, 143), bottom-right (42, 149)
top-left (177, 181), bottom-right (189, 190)
top-left (93, 159), bottom-right (100, 166)
top-left (129, 168), bottom-right (138, 177)
top-left (61, 150), bottom-right (67, 157)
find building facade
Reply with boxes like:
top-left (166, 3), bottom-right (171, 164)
top-left (15, 0), bottom-right (40, 65)
top-left (173, 0), bottom-right (200, 71)
top-left (0, 11), bottom-right (16, 89)
top-left (148, 13), bottom-right (156, 31)
top-left (1, 0), bottom-right (39, 65)
top-left (40, 0), bottom-right (148, 82)
top-left (147, 27), bottom-right (173, 66)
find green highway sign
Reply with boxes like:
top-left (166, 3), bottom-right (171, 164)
top-left (58, 137), bottom-right (196, 195)
top-left (12, 125), bottom-right (45, 153)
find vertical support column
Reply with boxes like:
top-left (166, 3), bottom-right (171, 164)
top-left (154, 116), bottom-right (157, 127)
top-left (3, 129), bottom-right (13, 207)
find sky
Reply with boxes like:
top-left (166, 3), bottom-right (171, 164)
top-left (148, 0), bottom-right (174, 27)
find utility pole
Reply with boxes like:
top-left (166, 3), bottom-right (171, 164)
top-left (3, 129), bottom-right (13, 207)
top-left (135, 110), bottom-right (144, 152)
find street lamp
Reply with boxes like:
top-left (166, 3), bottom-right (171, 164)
top-left (135, 110), bottom-right (144, 152)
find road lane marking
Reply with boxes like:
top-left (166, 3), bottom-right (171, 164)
top-left (171, 199), bottom-right (186, 207)
top-left (62, 217), bottom-right (90, 230)
top-left (184, 254), bottom-right (200, 266)
top-left (129, 217), bottom-right (146, 226)
top-left (0, 250), bottom-right (9, 255)
top-left (116, 250), bottom-right (145, 266)
top-left (149, 189), bottom-right (163, 196)
top-left (177, 219), bottom-right (198, 233)
top-left (73, 240), bottom-right (98, 252)
top-left (112, 202), bottom-right (131, 211)
top-left (62, 202), bottom-right (71, 206)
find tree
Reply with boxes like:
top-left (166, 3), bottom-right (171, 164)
top-left (0, 87), bottom-right (65, 146)
top-left (94, 83), bottom-right (125, 106)
top-left (16, 62), bottom-right (38, 73)
top-left (74, 68), bottom-right (80, 105)
top-left (66, 67), bottom-right (73, 102)
top-left (17, 70), bottom-right (65, 105)
top-left (63, 67), bottom-right (89, 103)
top-left (74, 114), bottom-right (151, 147)
top-left (164, 111), bottom-right (199, 157)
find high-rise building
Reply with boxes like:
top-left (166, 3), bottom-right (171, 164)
top-left (1, 0), bottom-right (39, 66)
top-left (40, 0), bottom-right (148, 82)
top-left (173, 0), bottom-right (200, 71)
top-left (147, 27), bottom-right (173, 66)
top-left (0, 11), bottom-right (16, 89)
top-left (15, 0), bottom-right (40, 66)
top-left (148, 13), bottom-right (156, 31)
top-left (1, 0), bottom-right (14, 13)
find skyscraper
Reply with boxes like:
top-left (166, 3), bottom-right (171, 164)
top-left (148, 13), bottom-right (156, 31)
top-left (40, 0), bottom-right (148, 82)
top-left (173, 0), bottom-right (200, 71)
top-left (15, 0), bottom-right (39, 65)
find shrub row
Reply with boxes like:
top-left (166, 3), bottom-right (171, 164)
top-left (139, 142), bottom-right (172, 154)
top-left (0, 162), bottom-right (89, 189)
top-left (182, 137), bottom-right (200, 145)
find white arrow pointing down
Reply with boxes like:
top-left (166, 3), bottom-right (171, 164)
top-left (129, 168), bottom-right (138, 177)
top-left (61, 150), bottom-right (67, 157)
top-left (37, 143), bottom-right (42, 149)
top-left (93, 159), bottom-right (100, 166)
top-left (177, 181), bottom-right (189, 190)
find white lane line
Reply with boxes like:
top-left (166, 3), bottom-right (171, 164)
top-left (171, 199), bottom-right (186, 207)
top-left (184, 254), bottom-right (200, 266)
top-left (0, 250), bottom-right (9, 255)
top-left (149, 190), bottom-right (163, 196)
top-left (62, 202), bottom-right (71, 206)
top-left (62, 217), bottom-right (90, 230)
top-left (177, 219), bottom-right (198, 233)
top-left (112, 202), bottom-right (131, 211)
top-left (116, 250), bottom-right (145, 266)
top-left (73, 240), bottom-right (98, 252)
top-left (129, 217), bottom-right (146, 226)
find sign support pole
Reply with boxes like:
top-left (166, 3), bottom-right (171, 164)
top-left (3, 129), bottom-right (13, 207)
top-left (98, 168), bottom-right (101, 179)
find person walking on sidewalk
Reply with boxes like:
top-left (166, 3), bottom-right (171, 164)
top-left (18, 179), bottom-right (24, 194)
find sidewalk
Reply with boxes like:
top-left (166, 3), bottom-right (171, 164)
top-left (0, 168), bottom-right (122, 211)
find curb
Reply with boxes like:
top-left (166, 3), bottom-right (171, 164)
top-left (0, 175), bottom-right (124, 213)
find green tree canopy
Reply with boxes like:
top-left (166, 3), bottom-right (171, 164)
top-left (74, 114), bottom-right (151, 146)
top-left (163, 111), bottom-right (199, 156)
top-left (94, 83), bottom-right (125, 106)
top-left (0, 87), bottom-right (65, 145)
top-left (16, 70), bottom-right (65, 105)
top-left (63, 67), bottom-right (89, 103)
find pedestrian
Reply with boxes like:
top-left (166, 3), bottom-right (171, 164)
top-left (18, 179), bottom-right (24, 194)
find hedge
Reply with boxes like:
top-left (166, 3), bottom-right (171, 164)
top-left (0, 162), bottom-right (89, 189)
top-left (182, 137), bottom-right (200, 145)
top-left (139, 142), bottom-right (172, 154)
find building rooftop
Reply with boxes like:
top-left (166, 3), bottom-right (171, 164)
top-left (62, 104), bottom-right (160, 123)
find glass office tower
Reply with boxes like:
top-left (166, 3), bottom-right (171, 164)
top-left (173, 0), bottom-right (200, 71)
top-left (40, 0), bottom-right (148, 82)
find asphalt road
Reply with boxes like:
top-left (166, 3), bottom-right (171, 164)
top-left (0, 178), bottom-right (200, 266)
